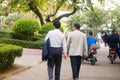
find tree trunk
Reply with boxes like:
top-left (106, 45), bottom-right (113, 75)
top-left (28, 1), bottom-right (44, 25)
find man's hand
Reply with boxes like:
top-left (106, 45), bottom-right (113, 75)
top-left (64, 54), bottom-right (68, 60)
top-left (83, 55), bottom-right (87, 59)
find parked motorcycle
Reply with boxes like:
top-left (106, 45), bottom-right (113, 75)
top-left (109, 48), bottom-right (117, 64)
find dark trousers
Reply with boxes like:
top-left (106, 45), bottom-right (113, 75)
top-left (70, 56), bottom-right (82, 79)
top-left (47, 47), bottom-right (62, 80)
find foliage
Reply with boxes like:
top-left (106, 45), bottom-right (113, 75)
top-left (12, 19), bottom-right (40, 40)
top-left (80, 8), bottom-right (108, 35)
top-left (68, 15), bottom-right (85, 30)
top-left (39, 22), bottom-right (53, 34)
top-left (0, 44), bottom-right (23, 71)
top-left (5, 12), bottom-right (21, 25)
top-left (0, 0), bottom-right (104, 25)
top-left (0, 30), bottom-right (12, 38)
top-left (0, 30), bottom-right (44, 49)
top-left (110, 7), bottom-right (120, 30)
top-left (84, 8), bottom-right (107, 28)
top-left (0, 38), bottom-right (44, 49)
top-left (39, 22), bottom-right (64, 38)
top-left (0, 4), bottom-right (9, 16)
top-left (0, 12), bottom-right (22, 30)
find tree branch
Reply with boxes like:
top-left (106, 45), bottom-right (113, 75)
top-left (45, 0), bottom-right (65, 22)
top-left (53, 7), bottom-right (77, 21)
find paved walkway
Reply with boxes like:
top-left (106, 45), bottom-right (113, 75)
top-left (3, 46), bottom-right (120, 80)
top-left (14, 48), bottom-right (42, 67)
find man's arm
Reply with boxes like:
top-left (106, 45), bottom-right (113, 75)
top-left (83, 35), bottom-right (88, 56)
top-left (63, 36), bottom-right (67, 55)
top-left (67, 33), bottom-right (71, 55)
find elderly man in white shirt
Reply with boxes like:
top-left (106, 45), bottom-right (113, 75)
top-left (67, 23), bottom-right (88, 80)
top-left (45, 21), bottom-right (67, 80)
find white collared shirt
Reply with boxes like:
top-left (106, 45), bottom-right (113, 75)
top-left (45, 29), bottom-right (67, 54)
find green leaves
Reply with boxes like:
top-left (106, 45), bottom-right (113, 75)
top-left (12, 19), bottom-right (40, 40)
top-left (0, 0), bottom-right (108, 26)
top-left (0, 0), bottom-right (4, 3)
top-left (39, 22), bottom-right (53, 34)
top-left (86, 0), bottom-right (94, 11)
top-left (110, 6), bottom-right (120, 30)
top-left (10, 0), bottom-right (19, 7)
top-left (36, 0), bottom-right (47, 9)
top-left (68, 15), bottom-right (84, 29)
top-left (98, 0), bottom-right (105, 4)
top-left (0, 44), bottom-right (23, 71)
top-left (85, 8), bottom-right (107, 28)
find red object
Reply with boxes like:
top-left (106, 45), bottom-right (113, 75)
top-left (110, 48), bottom-right (116, 51)
top-left (91, 49), bottom-right (97, 54)
top-left (110, 48), bottom-right (116, 54)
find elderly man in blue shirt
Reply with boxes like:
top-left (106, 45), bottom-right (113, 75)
top-left (87, 31), bottom-right (96, 49)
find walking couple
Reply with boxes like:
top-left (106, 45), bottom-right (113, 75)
top-left (44, 21), bottom-right (88, 80)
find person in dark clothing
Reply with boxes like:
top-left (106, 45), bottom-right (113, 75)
top-left (107, 30), bottom-right (120, 58)
top-left (102, 32), bottom-right (108, 47)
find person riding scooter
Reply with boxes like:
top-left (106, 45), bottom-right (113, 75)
top-left (86, 31), bottom-right (98, 65)
top-left (107, 29), bottom-right (120, 59)
top-left (87, 31), bottom-right (96, 50)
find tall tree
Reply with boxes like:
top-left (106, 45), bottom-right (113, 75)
top-left (110, 6), bottom-right (120, 30)
top-left (84, 8), bottom-right (107, 34)
top-left (0, 0), bottom-right (105, 25)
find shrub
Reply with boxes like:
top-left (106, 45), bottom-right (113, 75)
top-left (39, 22), bottom-right (53, 34)
top-left (0, 38), bottom-right (44, 49)
top-left (32, 34), bottom-right (42, 41)
top-left (0, 44), bottom-right (23, 71)
top-left (12, 19), bottom-right (40, 40)
top-left (0, 30), bottom-right (44, 49)
top-left (0, 30), bottom-right (12, 39)
top-left (39, 22), bottom-right (64, 36)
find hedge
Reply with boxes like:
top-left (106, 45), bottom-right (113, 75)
top-left (0, 30), bottom-right (12, 39)
top-left (39, 22), bottom-right (53, 34)
top-left (0, 38), bottom-right (44, 49)
top-left (0, 44), bottom-right (23, 71)
top-left (0, 30), bottom-right (44, 49)
top-left (12, 19), bottom-right (40, 40)
top-left (39, 22), bottom-right (64, 35)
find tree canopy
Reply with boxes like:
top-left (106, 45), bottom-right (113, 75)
top-left (0, 0), bottom-right (105, 25)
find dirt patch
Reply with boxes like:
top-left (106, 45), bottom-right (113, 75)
top-left (0, 64), bottom-right (26, 79)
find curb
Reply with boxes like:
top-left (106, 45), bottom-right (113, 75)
top-left (0, 61), bottom-right (43, 80)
